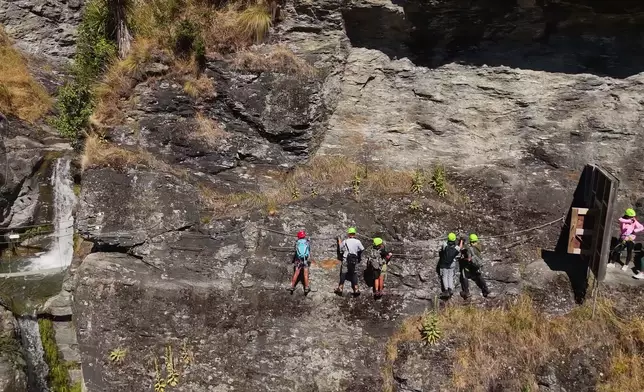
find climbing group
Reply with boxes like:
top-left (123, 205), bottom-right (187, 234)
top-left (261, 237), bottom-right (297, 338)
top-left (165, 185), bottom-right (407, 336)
top-left (609, 208), bottom-right (644, 280)
top-left (438, 232), bottom-right (492, 300)
top-left (287, 227), bottom-right (493, 300)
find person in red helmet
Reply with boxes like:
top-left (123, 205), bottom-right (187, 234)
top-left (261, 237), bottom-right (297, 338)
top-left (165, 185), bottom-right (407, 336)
top-left (290, 230), bottom-right (311, 295)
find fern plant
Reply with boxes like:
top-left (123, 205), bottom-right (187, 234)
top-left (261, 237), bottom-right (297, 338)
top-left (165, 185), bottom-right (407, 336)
top-left (180, 340), bottom-right (193, 366)
top-left (352, 174), bottom-right (361, 196)
top-left (109, 347), bottom-right (127, 363)
top-left (430, 165), bottom-right (448, 197)
top-left (154, 357), bottom-right (166, 392)
top-left (411, 168), bottom-right (425, 194)
top-left (165, 345), bottom-right (179, 387)
top-left (421, 312), bottom-right (441, 345)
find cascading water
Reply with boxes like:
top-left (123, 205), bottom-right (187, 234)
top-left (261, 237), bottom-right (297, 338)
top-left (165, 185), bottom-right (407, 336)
top-left (17, 316), bottom-right (50, 392)
top-left (23, 157), bottom-right (76, 273)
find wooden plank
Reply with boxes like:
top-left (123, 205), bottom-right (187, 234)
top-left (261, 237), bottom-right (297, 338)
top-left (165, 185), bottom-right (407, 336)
top-left (568, 207), bottom-right (580, 254)
top-left (576, 228), bottom-right (593, 236)
top-left (576, 208), bottom-right (589, 215)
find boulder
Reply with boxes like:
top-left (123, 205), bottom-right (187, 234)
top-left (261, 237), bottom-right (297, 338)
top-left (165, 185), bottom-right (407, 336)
top-left (76, 168), bottom-right (201, 248)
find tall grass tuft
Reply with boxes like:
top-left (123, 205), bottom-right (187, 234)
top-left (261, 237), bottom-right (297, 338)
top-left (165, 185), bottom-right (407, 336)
top-left (237, 5), bottom-right (271, 43)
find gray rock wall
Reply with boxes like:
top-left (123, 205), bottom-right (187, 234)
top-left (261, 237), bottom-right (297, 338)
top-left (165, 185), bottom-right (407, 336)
top-left (0, 0), bottom-right (84, 64)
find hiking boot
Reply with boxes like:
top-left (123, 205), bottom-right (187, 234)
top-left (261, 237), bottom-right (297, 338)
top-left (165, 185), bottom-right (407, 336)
top-left (448, 288), bottom-right (454, 297)
top-left (288, 287), bottom-right (295, 295)
top-left (460, 291), bottom-right (471, 300)
top-left (352, 290), bottom-right (361, 297)
top-left (633, 272), bottom-right (644, 280)
top-left (440, 291), bottom-right (450, 299)
top-left (334, 288), bottom-right (343, 296)
top-left (622, 264), bottom-right (630, 271)
top-left (304, 287), bottom-right (311, 295)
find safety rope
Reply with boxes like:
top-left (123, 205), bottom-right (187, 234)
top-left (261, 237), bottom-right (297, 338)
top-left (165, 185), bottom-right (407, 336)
top-left (0, 220), bottom-right (73, 231)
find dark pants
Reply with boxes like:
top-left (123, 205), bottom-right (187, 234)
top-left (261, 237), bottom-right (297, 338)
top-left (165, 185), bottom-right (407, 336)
top-left (460, 269), bottom-right (489, 297)
top-left (612, 240), bottom-right (634, 264)
top-left (339, 264), bottom-right (358, 288)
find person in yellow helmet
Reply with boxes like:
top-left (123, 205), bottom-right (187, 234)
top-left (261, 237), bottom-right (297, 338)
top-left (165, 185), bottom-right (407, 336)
top-left (437, 232), bottom-right (461, 299)
top-left (459, 233), bottom-right (491, 299)
top-left (335, 227), bottom-right (364, 296)
top-left (367, 237), bottom-right (393, 299)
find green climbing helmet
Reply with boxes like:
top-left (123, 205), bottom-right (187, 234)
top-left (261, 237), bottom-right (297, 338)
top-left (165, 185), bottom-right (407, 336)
top-left (347, 227), bottom-right (357, 235)
top-left (447, 232), bottom-right (457, 242)
top-left (469, 233), bottom-right (479, 243)
top-left (373, 237), bottom-right (383, 246)
top-left (625, 208), bottom-right (636, 217)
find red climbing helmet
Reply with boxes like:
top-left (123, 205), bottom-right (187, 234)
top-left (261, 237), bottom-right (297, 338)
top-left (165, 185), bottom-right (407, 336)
top-left (297, 230), bottom-right (306, 239)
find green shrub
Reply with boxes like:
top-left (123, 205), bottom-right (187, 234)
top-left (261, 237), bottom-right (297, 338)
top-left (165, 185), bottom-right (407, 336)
top-left (193, 36), bottom-right (206, 70)
top-left (54, 0), bottom-right (115, 140)
top-left (51, 82), bottom-right (94, 141)
top-left (74, 0), bottom-right (116, 81)
top-left (174, 20), bottom-right (199, 58)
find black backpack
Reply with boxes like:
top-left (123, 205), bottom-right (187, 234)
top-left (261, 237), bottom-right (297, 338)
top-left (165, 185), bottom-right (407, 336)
top-left (439, 244), bottom-right (459, 268)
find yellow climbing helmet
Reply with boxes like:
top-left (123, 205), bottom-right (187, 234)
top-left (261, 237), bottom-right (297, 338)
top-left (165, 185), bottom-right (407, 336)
top-left (469, 233), bottom-right (479, 243)
top-left (373, 237), bottom-right (383, 246)
top-left (347, 227), bottom-right (357, 234)
top-left (625, 208), bottom-right (636, 217)
top-left (447, 232), bottom-right (457, 242)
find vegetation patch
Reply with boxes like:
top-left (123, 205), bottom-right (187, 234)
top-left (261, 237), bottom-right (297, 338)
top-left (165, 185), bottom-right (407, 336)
top-left (232, 45), bottom-right (316, 75)
top-left (199, 155), bottom-right (419, 215)
top-left (81, 134), bottom-right (179, 174)
top-left (381, 295), bottom-right (644, 392)
top-left (0, 26), bottom-right (52, 122)
top-left (193, 112), bottom-right (228, 147)
top-left (52, 0), bottom-right (116, 140)
top-left (39, 318), bottom-right (75, 392)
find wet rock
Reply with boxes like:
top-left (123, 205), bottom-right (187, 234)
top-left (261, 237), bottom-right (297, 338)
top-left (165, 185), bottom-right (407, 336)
top-left (0, 308), bottom-right (27, 392)
top-left (0, 116), bottom-right (71, 228)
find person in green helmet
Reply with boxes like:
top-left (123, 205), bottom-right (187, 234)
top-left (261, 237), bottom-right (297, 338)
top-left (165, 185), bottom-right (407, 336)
top-left (437, 232), bottom-right (461, 299)
top-left (335, 227), bottom-right (364, 296)
top-left (367, 237), bottom-right (393, 299)
top-left (459, 233), bottom-right (491, 299)
top-left (609, 208), bottom-right (644, 278)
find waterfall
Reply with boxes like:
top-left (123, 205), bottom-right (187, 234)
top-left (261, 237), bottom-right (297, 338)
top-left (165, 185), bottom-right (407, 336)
top-left (24, 158), bottom-right (76, 272)
top-left (17, 316), bottom-right (50, 392)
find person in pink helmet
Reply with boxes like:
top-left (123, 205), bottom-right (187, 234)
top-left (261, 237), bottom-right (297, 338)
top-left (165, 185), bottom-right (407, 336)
top-left (609, 208), bottom-right (644, 277)
top-left (290, 230), bottom-right (311, 294)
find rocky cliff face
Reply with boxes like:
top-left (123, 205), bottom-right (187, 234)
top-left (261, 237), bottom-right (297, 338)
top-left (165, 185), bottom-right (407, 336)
top-left (0, 0), bottom-right (83, 65)
top-left (3, 0), bottom-right (644, 391)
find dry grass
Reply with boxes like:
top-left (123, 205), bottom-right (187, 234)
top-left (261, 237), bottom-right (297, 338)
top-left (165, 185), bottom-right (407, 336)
top-left (380, 295), bottom-right (644, 392)
top-left (233, 45), bottom-right (317, 76)
top-left (92, 39), bottom-right (157, 125)
top-left (81, 133), bottom-right (181, 175)
top-left (130, 0), bottom-right (271, 54)
top-left (0, 27), bottom-right (51, 122)
top-left (236, 5), bottom-right (272, 43)
top-left (199, 155), bottom-right (418, 216)
top-left (194, 112), bottom-right (227, 147)
top-left (183, 74), bottom-right (215, 98)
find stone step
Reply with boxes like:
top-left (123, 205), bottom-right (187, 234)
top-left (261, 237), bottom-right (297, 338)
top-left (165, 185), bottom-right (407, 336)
top-left (53, 320), bottom-right (81, 363)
